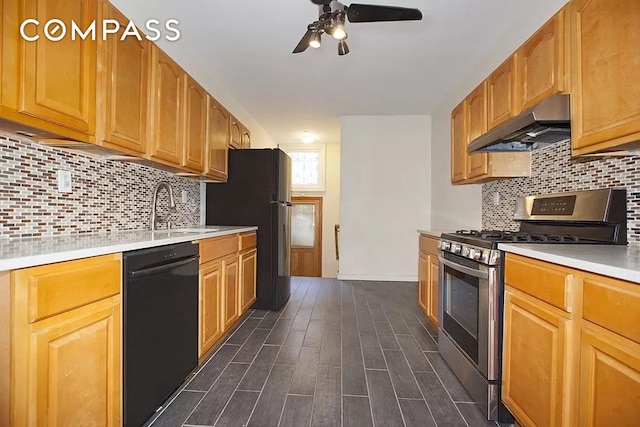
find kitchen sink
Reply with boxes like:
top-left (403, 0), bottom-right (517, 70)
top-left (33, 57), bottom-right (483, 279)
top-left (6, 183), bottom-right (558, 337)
top-left (152, 228), bottom-right (222, 236)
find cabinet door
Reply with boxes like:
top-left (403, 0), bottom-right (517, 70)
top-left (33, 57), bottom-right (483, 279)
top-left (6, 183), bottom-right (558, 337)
top-left (502, 287), bottom-right (572, 427)
top-left (99, 2), bottom-right (148, 154)
top-left (465, 82), bottom-right (489, 179)
top-left (241, 127), bottom-right (251, 149)
top-left (239, 248), bottom-right (257, 314)
top-left (487, 56), bottom-right (518, 129)
top-left (205, 96), bottom-right (230, 180)
top-left (21, 0), bottom-right (97, 134)
top-left (518, 8), bottom-right (567, 110)
top-left (199, 260), bottom-right (223, 358)
top-left (229, 116), bottom-right (242, 149)
top-left (14, 297), bottom-right (121, 426)
top-left (418, 252), bottom-right (429, 313)
top-left (222, 255), bottom-right (239, 331)
top-left (427, 255), bottom-right (439, 328)
top-left (450, 102), bottom-right (466, 183)
top-left (579, 323), bottom-right (640, 426)
top-left (183, 76), bottom-right (207, 172)
top-left (148, 45), bottom-right (185, 165)
top-left (571, 0), bottom-right (640, 154)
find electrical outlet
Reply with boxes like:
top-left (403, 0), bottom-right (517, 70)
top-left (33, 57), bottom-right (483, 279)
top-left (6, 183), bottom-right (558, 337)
top-left (181, 190), bottom-right (188, 204)
top-left (493, 192), bottom-right (500, 206)
top-left (57, 170), bottom-right (72, 193)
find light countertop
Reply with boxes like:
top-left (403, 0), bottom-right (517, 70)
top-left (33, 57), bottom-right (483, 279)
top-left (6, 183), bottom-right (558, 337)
top-left (0, 225), bottom-right (258, 272)
top-left (498, 243), bottom-right (640, 284)
top-left (417, 229), bottom-right (449, 238)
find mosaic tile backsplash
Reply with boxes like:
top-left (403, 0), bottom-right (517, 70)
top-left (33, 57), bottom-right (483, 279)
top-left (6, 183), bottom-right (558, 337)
top-left (0, 132), bottom-right (201, 239)
top-left (482, 140), bottom-right (640, 245)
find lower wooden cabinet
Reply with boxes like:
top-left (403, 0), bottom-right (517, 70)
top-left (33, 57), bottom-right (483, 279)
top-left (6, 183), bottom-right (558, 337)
top-left (7, 254), bottom-right (122, 426)
top-left (418, 234), bottom-right (439, 328)
top-left (222, 254), bottom-right (239, 331)
top-left (579, 322), bottom-right (640, 426)
top-left (502, 286), bottom-right (572, 427)
top-left (239, 248), bottom-right (257, 313)
top-left (504, 253), bottom-right (640, 427)
top-left (199, 258), bottom-right (223, 357)
top-left (198, 232), bottom-right (257, 359)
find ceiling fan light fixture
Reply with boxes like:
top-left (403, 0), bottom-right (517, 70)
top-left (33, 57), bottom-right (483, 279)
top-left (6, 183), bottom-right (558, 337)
top-left (309, 31), bottom-right (321, 48)
top-left (338, 40), bottom-right (349, 56)
top-left (332, 25), bottom-right (347, 40)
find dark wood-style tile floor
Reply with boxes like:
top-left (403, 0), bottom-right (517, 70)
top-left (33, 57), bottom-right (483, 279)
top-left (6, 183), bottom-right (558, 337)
top-left (146, 278), bottom-right (497, 427)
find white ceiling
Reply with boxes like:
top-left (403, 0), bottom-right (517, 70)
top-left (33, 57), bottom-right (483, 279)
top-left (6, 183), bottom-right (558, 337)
top-left (112, 0), bottom-right (563, 146)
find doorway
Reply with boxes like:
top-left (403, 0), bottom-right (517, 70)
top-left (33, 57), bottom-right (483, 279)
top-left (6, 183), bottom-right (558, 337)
top-left (291, 196), bottom-right (323, 277)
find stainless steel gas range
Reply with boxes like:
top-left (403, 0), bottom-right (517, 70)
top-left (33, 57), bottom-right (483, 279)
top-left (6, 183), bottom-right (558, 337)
top-left (437, 188), bottom-right (627, 422)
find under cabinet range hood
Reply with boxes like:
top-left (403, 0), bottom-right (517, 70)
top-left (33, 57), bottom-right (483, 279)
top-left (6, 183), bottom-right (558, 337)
top-left (468, 94), bottom-right (571, 152)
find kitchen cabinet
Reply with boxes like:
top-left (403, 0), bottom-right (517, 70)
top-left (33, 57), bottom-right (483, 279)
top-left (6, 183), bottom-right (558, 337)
top-left (570, 0), bottom-right (640, 155)
top-left (97, 1), bottom-right (149, 155)
top-left (518, 7), bottom-right (569, 111)
top-left (503, 252), bottom-right (640, 426)
top-left (148, 45), bottom-right (186, 166)
top-left (487, 56), bottom-right (519, 129)
top-left (418, 234), bottom-right (439, 328)
top-left (465, 82), bottom-right (489, 180)
top-left (239, 232), bottom-right (257, 313)
top-left (199, 258), bottom-right (223, 358)
top-left (241, 125), bottom-right (252, 149)
top-left (222, 255), bottom-right (239, 331)
top-left (205, 96), bottom-right (230, 181)
top-left (183, 76), bottom-right (207, 172)
top-left (7, 254), bottom-right (121, 426)
top-left (0, 0), bottom-right (97, 141)
top-left (451, 102), bottom-right (467, 183)
top-left (230, 116), bottom-right (242, 149)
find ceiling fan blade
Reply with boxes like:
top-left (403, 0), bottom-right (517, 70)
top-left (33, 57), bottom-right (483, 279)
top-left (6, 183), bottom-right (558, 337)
top-left (310, 0), bottom-right (331, 4)
top-left (346, 3), bottom-right (423, 22)
top-left (293, 30), bottom-right (313, 53)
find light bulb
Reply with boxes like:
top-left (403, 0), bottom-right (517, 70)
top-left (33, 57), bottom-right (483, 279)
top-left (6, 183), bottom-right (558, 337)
top-left (301, 131), bottom-right (315, 144)
top-left (332, 25), bottom-right (346, 40)
top-left (309, 32), bottom-right (321, 49)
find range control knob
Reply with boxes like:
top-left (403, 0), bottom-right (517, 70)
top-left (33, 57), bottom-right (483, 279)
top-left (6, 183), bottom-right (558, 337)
top-left (441, 241), bottom-right (451, 251)
top-left (451, 243), bottom-right (462, 254)
top-left (470, 248), bottom-right (483, 260)
top-left (461, 246), bottom-right (470, 257)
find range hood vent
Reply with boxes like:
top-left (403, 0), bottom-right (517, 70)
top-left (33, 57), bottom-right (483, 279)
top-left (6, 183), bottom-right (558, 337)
top-left (468, 94), bottom-right (571, 152)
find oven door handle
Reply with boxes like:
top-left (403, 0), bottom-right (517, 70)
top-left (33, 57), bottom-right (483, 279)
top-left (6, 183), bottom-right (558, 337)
top-left (438, 255), bottom-right (489, 280)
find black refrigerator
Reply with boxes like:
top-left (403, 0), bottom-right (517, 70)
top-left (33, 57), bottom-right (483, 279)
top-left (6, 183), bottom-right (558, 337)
top-left (206, 148), bottom-right (292, 311)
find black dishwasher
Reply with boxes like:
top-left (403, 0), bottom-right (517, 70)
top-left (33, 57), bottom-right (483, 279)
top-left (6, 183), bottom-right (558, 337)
top-left (123, 242), bottom-right (199, 427)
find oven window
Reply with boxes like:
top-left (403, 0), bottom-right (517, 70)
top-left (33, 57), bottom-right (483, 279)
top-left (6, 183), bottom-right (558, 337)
top-left (442, 263), bottom-right (479, 363)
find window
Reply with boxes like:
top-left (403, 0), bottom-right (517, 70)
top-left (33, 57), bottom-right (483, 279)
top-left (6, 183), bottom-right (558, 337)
top-left (279, 144), bottom-right (326, 191)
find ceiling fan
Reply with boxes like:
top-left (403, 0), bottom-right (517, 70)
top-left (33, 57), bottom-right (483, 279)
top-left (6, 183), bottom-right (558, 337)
top-left (293, 0), bottom-right (422, 55)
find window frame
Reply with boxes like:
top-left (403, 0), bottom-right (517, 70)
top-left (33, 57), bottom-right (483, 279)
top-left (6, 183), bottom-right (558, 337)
top-left (279, 143), bottom-right (326, 192)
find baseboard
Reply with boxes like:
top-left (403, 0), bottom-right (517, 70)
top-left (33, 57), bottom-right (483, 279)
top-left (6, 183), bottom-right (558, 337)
top-left (337, 274), bottom-right (418, 282)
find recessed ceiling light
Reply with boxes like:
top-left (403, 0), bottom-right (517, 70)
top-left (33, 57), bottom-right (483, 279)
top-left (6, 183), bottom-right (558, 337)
top-left (301, 131), bottom-right (315, 144)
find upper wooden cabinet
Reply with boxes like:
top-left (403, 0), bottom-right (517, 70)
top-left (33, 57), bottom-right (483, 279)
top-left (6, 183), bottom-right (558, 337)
top-left (0, 0), bottom-right (97, 141)
top-left (241, 126), bottom-right (251, 149)
top-left (487, 56), bottom-right (519, 129)
top-left (97, 2), bottom-right (149, 155)
top-left (230, 116), bottom-right (242, 149)
top-left (570, 0), bottom-right (640, 155)
top-left (518, 7), bottom-right (569, 110)
top-left (451, 102), bottom-right (467, 183)
top-left (183, 76), bottom-right (207, 172)
top-left (148, 45), bottom-right (185, 165)
top-left (205, 96), bottom-right (230, 181)
top-left (465, 82), bottom-right (490, 180)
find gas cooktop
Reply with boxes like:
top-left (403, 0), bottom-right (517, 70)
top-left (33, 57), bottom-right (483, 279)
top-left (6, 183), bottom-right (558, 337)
top-left (448, 229), bottom-right (603, 243)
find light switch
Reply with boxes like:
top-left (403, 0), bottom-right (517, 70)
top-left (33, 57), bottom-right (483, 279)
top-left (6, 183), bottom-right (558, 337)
top-left (182, 190), bottom-right (188, 204)
top-left (57, 170), bottom-right (72, 193)
top-left (493, 192), bottom-right (500, 206)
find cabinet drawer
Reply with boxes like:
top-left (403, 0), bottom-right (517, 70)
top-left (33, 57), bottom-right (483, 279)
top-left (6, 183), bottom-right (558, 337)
top-left (419, 234), bottom-right (439, 255)
top-left (239, 232), bottom-right (257, 251)
top-left (505, 254), bottom-right (575, 312)
top-left (12, 254), bottom-right (121, 323)
top-left (200, 234), bottom-right (238, 264)
top-left (583, 275), bottom-right (640, 344)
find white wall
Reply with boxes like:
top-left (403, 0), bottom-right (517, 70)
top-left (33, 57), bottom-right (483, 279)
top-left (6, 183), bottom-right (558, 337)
top-left (339, 116), bottom-right (432, 281)
top-left (430, 0), bottom-right (569, 230)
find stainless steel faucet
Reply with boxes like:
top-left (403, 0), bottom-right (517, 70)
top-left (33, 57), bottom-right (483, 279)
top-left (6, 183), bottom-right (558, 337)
top-left (150, 181), bottom-right (177, 230)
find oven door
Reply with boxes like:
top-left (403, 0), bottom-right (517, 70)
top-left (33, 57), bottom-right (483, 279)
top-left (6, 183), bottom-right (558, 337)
top-left (439, 253), bottom-right (498, 380)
